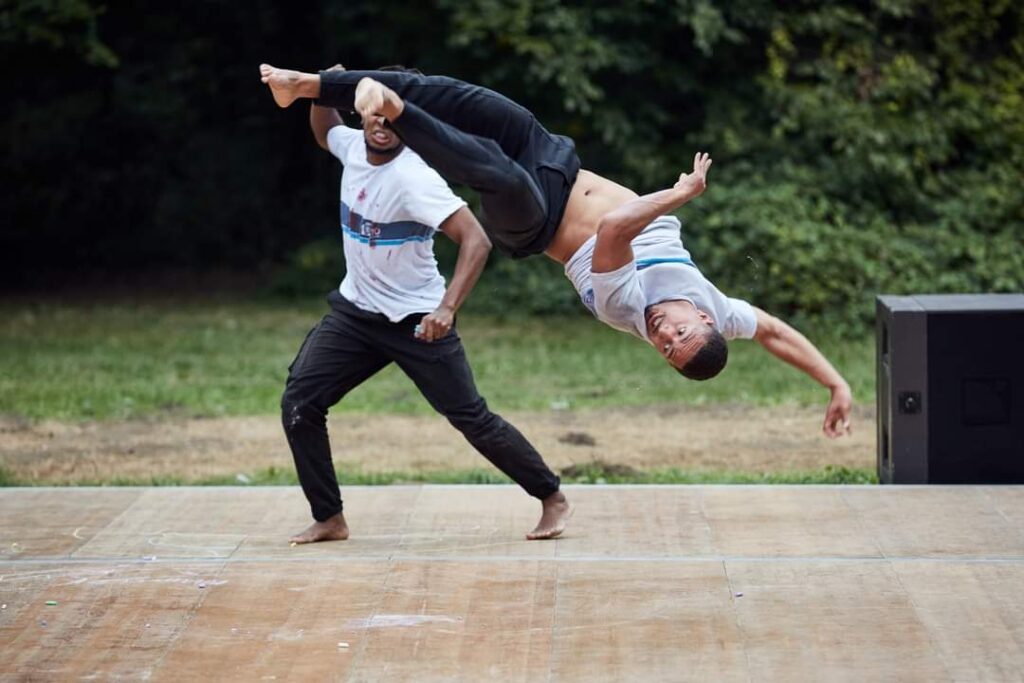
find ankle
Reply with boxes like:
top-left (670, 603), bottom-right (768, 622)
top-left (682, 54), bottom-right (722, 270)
top-left (322, 512), bottom-right (346, 526)
top-left (543, 490), bottom-right (566, 506)
top-left (302, 74), bottom-right (321, 99)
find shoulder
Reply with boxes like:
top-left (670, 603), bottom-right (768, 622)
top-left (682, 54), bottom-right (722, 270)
top-left (392, 152), bottom-right (461, 205)
top-left (327, 125), bottom-right (362, 159)
top-left (724, 298), bottom-right (761, 340)
top-left (388, 152), bottom-right (465, 228)
top-left (394, 150), bottom-right (450, 185)
top-left (591, 261), bottom-right (642, 312)
top-left (327, 124), bottom-right (360, 144)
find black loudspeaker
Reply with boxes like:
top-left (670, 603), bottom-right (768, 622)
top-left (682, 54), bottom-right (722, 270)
top-left (876, 294), bottom-right (1024, 484)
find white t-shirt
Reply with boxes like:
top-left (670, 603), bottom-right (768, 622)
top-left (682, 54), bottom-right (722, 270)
top-left (564, 215), bottom-right (758, 342)
top-left (326, 125), bottom-right (466, 321)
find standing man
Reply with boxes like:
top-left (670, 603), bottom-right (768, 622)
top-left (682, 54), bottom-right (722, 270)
top-left (261, 65), bottom-right (854, 439)
top-left (280, 69), bottom-right (570, 544)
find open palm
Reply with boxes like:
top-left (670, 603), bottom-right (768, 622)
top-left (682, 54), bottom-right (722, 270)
top-left (674, 152), bottom-right (712, 200)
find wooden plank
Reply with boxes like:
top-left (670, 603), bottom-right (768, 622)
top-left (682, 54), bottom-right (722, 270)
top-left (556, 487), bottom-right (716, 559)
top-left (0, 561), bottom-right (218, 680)
top-left (894, 562), bottom-right (1024, 682)
top-left (550, 561), bottom-right (748, 683)
top-left (72, 488), bottom-right (290, 559)
top-left (841, 487), bottom-right (1024, 557)
top-left (350, 560), bottom-right (556, 683)
top-left (702, 487), bottom-right (881, 557)
top-left (154, 561), bottom-right (384, 681)
top-left (0, 489), bottom-right (142, 558)
top-left (725, 560), bottom-right (950, 682)
top-left (395, 486), bottom-right (557, 559)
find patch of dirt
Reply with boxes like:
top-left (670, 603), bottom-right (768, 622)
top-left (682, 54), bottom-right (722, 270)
top-left (0, 404), bottom-right (876, 484)
top-left (558, 431), bottom-right (598, 447)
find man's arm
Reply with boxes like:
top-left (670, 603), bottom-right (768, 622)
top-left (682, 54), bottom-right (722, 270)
top-left (310, 64), bottom-right (347, 151)
top-left (310, 104), bottom-right (343, 151)
top-left (591, 152), bottom-right (712, 273)
top-left (415, 207), bottom-right (492, 341)
top-left (752, 307), bottom-right (853, 438)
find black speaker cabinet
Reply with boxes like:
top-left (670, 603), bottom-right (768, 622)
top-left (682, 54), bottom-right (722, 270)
top-left (876, 294), bottom-right (1024, 484)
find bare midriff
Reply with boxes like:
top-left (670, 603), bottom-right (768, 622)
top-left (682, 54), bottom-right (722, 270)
top-left (544, 170), bottom-right (640, 264)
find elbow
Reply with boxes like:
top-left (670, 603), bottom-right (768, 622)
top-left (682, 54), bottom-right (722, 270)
top-left (458, 231), bottom-right (491, 270)
top-left (596, 213), bottom-right (623, 238)
top-left (471, 230), bottom-right (492, 258)
top-left (597, 209), bottom-right (637, 238)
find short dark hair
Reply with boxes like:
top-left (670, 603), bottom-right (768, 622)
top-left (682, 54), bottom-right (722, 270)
top-left (679, 328), bottom-right (728, 381)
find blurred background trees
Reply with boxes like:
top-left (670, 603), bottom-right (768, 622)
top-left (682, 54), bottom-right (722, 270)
top-left (2, 0), bottom-right (1021, 331)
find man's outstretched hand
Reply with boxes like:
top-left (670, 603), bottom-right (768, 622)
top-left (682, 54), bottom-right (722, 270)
top-left (823, 382), bottom-right (853, 438)
top-left (674, 152), bottom-right (712, 200)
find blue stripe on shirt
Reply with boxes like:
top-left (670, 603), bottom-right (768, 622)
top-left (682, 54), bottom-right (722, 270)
top-left (340, 202), bottom-right (434, 244)
top-left (635, 257), bottom-right (694, 270)
top-left (342, 226), bottom-right (432, 245)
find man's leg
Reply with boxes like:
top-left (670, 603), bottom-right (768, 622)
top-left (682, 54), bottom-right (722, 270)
top-left (355, 77), bottom-right (551, 256)
top-left (390, 329), bottom-right (572, 539)
top-left (261, 65), bottom-right (552, 256)
top-left (281, 304), bottom-right (390, 543)
top-left (262, 64), bottom-right (538, 158)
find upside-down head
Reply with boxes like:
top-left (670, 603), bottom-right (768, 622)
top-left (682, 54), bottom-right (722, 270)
top-left (645, 300), bottom-right (728, 381)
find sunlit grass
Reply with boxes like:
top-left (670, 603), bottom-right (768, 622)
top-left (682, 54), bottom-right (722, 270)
top-left (1, 298), bottom-right (874, 421)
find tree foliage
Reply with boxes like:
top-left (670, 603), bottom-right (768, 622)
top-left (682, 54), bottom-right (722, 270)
top-left (2, 0), bottom-right (1021, 331)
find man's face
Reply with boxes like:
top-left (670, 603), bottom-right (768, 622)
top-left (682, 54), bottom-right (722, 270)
top-left (645, 301), bottom-right (714, 369)
top-left (362, 115), bottom-right (401, 154)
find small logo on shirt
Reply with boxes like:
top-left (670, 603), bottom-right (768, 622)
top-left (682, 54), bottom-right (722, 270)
top-left (359, 219), bottom-right (382, 248)
top-left (357, 188), bottom-right (367, 203)
top-left (582, 288), bottom-right (596, 314)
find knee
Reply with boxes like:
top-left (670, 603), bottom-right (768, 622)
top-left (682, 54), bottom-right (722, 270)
top-left (446, 402), bottom-right (502, 439)
top-left (488, 157), bottom-right (532, 193)
top-left (281, 394), bottom-right (324, 436)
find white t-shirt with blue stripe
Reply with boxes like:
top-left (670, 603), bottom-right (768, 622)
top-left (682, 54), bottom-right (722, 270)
top-left (564, 215), bottom-right (758, 342)
top-left (327, 125), bottom-right (466, 322)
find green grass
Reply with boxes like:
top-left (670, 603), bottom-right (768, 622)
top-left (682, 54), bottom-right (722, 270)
top-left (1, 298), bottom-right (874, 421)
top-left (0, 464), bottom-right (877, 487)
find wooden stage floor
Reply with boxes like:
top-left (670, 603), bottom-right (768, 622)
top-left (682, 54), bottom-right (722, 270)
top-left (1, 485), bottom-right (1023, 681)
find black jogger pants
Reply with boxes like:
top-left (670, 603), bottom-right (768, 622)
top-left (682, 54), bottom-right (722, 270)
top-left (281, 291), bottom-right (561, 522)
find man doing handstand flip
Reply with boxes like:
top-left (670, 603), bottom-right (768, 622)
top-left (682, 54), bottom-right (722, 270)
top-left (261, 64), bottom-right (854, 439)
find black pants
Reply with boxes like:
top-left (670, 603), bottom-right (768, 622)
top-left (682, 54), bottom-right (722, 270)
top-left (317, 70), bottom-right (581, 258)
top-left (281, 291), bottom-right (561, 521)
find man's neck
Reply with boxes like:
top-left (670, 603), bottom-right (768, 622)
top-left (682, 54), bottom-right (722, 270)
top-left (366, 143), bottom-right (404, 166)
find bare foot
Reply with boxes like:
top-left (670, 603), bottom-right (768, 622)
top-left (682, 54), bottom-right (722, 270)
top-left (354, 77), bottom-right (405, 121)
top-left (259, 63), bottom-right (318, 108)
top-left (526, 491), bottom-right (573, 540)
top-left (289, 512), bottom-right (349, 544)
